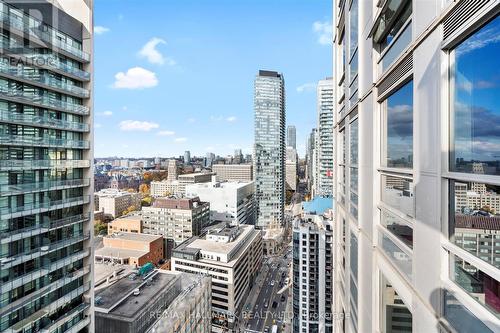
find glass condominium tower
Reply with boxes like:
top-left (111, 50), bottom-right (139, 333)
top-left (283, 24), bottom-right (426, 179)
top-left (0, 1), bottom-right (94, 332)
top-left (316, 77), bottom-right (334, 198)
top-left (333, 0), bottom-right (500, 332)
top-left (254, 70), bottom-right (285, 229)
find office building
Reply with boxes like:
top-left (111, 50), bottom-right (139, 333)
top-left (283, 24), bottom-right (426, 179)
top-left (0, 1), bottom-right (93, 332)
top-left (142, 196), bottom-right (210, 254)
top-left (292, 214), bottom-right (333, 333)
top-left (316, 78), bottom-right (334, 197)
top-left (287, 124), bottom-right (297, 149)
top-left (185, 178), bottom-right (255, 225)
top-left (94, 188), bottom-right (142, 218)
top-left (184, 150), bottom-right (191, 165)
top-left (107, 213), bottom-right (142, 234)
top-left (172, 223), bottom-right (263, 332)
top-left (150, 172), bottom-right (213, 197)
top-left (94, 270), bottom-right (211, 333)
top-left (167, 159), bottom-right (178, 181)
top-left (94, 232), bottom-right (164, 266)
top-left (286, 146), bottom-right (298, 191)
top-left (213, 163), bottom-right (253, 182)
top-left (333, 1), bottom-right (500, 332)
top-left (254, 70), bottom-right (286, 229)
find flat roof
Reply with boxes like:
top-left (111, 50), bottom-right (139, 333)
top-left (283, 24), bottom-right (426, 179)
top-left (95, 247), bottom-right (148, 259)
top-left (104, 232), bottom-right (162, 243)
top-left (95, 271), bottom-right (178, 319)
top-left (174, 224), bottom-right (259, 266)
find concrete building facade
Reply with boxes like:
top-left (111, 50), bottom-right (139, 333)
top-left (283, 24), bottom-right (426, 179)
top-left (185, 179), bottom-right (256, 225)
top-left (286, 146), bottom-right (298, 191)
top-left (292, 214), bottom-right (334, 333)
top-left (95, 188), bottom-right (142, 218)
top-left (171, 223), bottom-right (263, 332)
top-left (213, 163), bottom-right (253, 182)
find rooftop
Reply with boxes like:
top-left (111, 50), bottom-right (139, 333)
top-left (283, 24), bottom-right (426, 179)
top-left (104, 232), bottom-right (162, 243)
top-left (302, 196), bottom-right (333, 215)
top-left (150, 196), bottom-right (208, 209)
top-left (95, 247), bottom-right (148, 259)
top-left (95, 188), bottom-right (137, 198)
top-left (94, 270), bottom-right (177, 319)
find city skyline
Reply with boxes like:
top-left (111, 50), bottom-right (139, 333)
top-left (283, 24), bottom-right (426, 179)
top-left (93, 0), bottom-right (333, 158)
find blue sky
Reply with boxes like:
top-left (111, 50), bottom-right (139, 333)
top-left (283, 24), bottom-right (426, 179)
top-left (93, 0), bottom-right (333, 158)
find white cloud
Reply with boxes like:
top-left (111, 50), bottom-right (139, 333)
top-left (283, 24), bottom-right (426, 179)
top-left (296, 82), bottom-right (316, 93)
top-left (456, 27), bottom-right (500, 56)
top-left (210, 115), bottom-right (223, 121)
top-left (174, 137), bottom-right (187, 143)
top-left (138, 37), bottom-right (176, 65)
top-left (97, 110), bottom-right (113, 117)
top-left (187, 117), bottom-right (196, 123)
top-left (157, 130), bottom-right (175, 136)
top-left (95, 123), bottom-right (102, 128)
top-left (94, 26), bottom-right (110, 35)
top-left (226, 116), bottom-right (237, 122)
top-left (313, 21), bottom-right (333, 45)
top-left (119, 120), bottom-right (159, 131)
top-left (112, 67), bottom-right (158, 89)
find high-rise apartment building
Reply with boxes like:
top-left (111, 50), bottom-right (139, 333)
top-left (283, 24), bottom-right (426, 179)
top-left (287, 124), bottom-right (296, 149)
top-left (184, 150), bottom-right (191, 164)
top-left (167, 158), bottom-right (178, 181)
top-left (286, 146), bottom-right (298, 191)
top-left (333, 0), bottom-right (500, 332)
top-left (316, 78), bottom-right (334, 198)
top-left (254, 70), bottom-right (285, 229)
top-left (306, 128), bottom-right (317, 195)
top-left (0, 1), bottom-right (93, 332)
top-left (292, 214), bottom-right (334, 333)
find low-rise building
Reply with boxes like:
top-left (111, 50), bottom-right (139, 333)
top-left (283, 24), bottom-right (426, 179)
top-left (108, 214), bottom-right (142, 234)
top-left (212, 164), bottom-right (253, 182)
top-left (95, 188), bottom-right (142, 218)
top-left (172, 223), bottom-right (263, 332)
top-left (150, 172), bottom-right (214, 197)
top-left (185, 178), bottom-right (255, 225)
top-left (142, 197), bottom-right (210, 257)
top-left (95, 232), bottom-right (164, 266)
top-left (94, 269), bottom-right (211, 333)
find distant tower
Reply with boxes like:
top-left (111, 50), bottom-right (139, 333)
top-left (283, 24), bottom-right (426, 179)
top-left (287, 125), bottom-right (296, 149)
top-left (254, 70), bottom-right (286, 228)
top-left (184, 151), bottom-right (191, 164)
top-left (317, 78), bottom-right (334, 197)
top-left (167, 159), bottom-right (179, 180)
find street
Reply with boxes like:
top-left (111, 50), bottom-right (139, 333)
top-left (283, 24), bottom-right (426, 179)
top-left (242, 245), bottom-right (292, 333)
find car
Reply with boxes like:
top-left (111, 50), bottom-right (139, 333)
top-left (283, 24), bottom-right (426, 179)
top-left (264, 327), bottom-right (269, 333)
top-left (281, 295), bottom-right (286, 302)
top-left (272, 301), bottom-right (278, 308)
top-left (270, 280), bottom-right (275, 286)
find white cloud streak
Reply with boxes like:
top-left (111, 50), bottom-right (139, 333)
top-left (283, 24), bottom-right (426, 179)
top-left (112, 67), bottom-right (158, 89)
top-left (119, 120), bottom-right (159, 131)
top-left (313, 21), bottom-right (333, 45)
top-left (138, 37), bottom-right (176, 65)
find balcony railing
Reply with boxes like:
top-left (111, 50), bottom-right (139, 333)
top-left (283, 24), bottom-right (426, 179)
top-left (0, 248), bottom-right (90, 293)
top-left (0, 9), bottom-right (90, 62)
top-left (0, 135), bottom-right (90, 149)
top-left (0, 159), bottom-right (90, 170)
top-left (0, 213), bottom-right (90, 243)
top-left (0, 61), bottom-right (90, 97)
top-left (0, 195), bottom-right (90, 218)
top-left (0, 232), bottom-right (90, 269)
top-left (1, 178), bottom-right (90, 196)
top-left (40, 302), bottom-right (90, 333)
top-left (0, 85), bottom-right (89, 115)
top-left (0, 110), bottom-right (89, 132)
